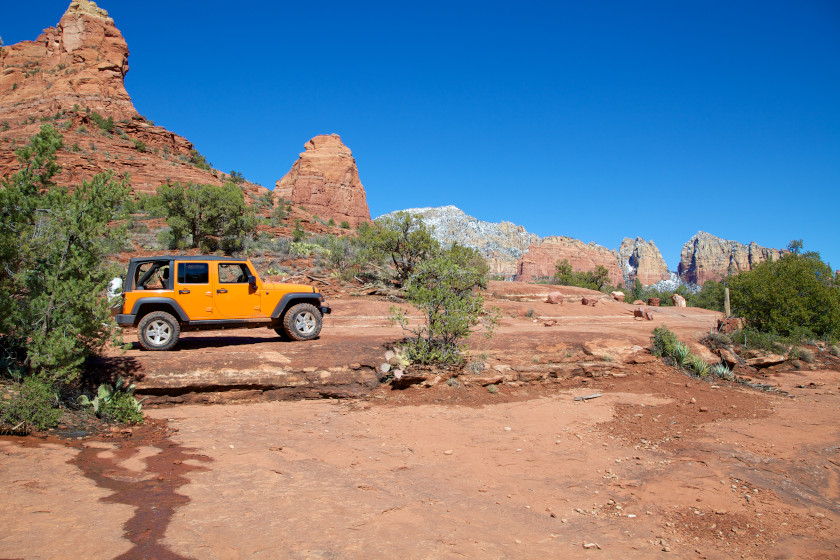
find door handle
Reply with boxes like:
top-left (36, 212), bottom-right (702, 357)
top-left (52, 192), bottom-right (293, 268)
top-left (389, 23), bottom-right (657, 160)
top-left (217, 289), bottom-right (228, 294)
top-left (179, 289), bottom-right (190, 294)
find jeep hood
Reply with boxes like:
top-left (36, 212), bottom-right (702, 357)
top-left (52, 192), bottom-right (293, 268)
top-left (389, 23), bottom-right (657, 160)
top-left (262, 282), bottom-right (316, 293)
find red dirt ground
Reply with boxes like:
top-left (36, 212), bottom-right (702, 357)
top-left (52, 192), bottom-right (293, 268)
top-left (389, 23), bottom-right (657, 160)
top-left (2, 281), bottom-right (839, 559)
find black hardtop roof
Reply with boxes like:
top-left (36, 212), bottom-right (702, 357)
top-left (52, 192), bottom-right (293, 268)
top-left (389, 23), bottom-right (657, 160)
top-left (128, 255), bottom-right (248, 263)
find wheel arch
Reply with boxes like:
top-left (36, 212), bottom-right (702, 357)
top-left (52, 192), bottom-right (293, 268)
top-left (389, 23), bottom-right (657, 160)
top-left (270, 293), bottom-right (324, 320)
top-left (130, 298), bottom-right (189, 324)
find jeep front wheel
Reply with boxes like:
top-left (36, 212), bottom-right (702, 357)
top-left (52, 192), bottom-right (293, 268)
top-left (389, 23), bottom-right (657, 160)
top-left (282, 303), bottom-right (322, 341)
top-left (138, 311), bottom-right (180, 351)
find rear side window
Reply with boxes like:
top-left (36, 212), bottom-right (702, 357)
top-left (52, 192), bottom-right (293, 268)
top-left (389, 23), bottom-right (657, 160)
top-left (177, 262), bottom-right (209, 284)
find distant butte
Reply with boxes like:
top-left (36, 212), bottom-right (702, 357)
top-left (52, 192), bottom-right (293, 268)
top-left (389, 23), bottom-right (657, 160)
top-left (275, 134), bottom-right (371, 228)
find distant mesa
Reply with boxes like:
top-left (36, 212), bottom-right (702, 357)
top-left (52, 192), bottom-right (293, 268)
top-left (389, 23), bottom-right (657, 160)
top-left (275, 134), bottom-right (371, 228)
top-left (378, 206), bottom-right (539, 276)
top-left (678, 231), bottom-right (785, 286)
top-left (0, 0), bottom-right (267, 199)
top-left (517, 236), bottom-right (625, 286)
top-left (380, 207), bottom-right (785, 289)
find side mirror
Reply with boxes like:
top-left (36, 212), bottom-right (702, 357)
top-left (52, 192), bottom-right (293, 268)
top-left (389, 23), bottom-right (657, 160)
top-left (248, 275), bottom-right (257, 289)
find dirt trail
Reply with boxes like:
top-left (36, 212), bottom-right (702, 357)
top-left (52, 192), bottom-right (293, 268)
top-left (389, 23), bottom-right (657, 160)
top-left (2, 282), bottom-right (839, 558)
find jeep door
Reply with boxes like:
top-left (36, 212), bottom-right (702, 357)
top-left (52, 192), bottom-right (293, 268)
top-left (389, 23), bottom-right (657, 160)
top-left (175, 261), bottom-right (214, 319)
top-left (215, 262), bottom-right (262, 318)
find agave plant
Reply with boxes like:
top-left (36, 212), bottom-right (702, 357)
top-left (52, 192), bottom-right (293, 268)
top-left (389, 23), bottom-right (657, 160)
top-left (672, 341), bottom-right (692, 368)
top-left (711, 362), bottom-right (734, 380)
top-left (688, 355), bottom-right (711, 376)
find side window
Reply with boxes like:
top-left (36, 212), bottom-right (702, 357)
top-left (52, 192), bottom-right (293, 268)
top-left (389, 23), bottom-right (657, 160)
top-left (177, 262), bottom-right (209, 284)
top-left (218, 263), bottom-right (251, 284)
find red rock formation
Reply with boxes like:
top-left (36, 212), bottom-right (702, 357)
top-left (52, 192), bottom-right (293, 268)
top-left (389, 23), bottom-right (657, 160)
top-left (618, 237), bottom-right (671, 286)
top-left (515, 236), bottom-right (624, 287)
top-left (678, 231), bottom-right (784, 286)
top-left (275, 134), bottom-right (371, 228)
top-left (0, 1), bottom-right (267, 199)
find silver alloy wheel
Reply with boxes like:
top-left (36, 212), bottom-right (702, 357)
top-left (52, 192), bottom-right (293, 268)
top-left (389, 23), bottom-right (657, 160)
top-left (294, 311), bottom-right (317, 335)
top-left (145, 319), bottom-right (172, 346)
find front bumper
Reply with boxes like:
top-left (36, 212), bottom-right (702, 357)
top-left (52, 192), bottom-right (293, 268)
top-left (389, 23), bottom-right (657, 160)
top-left (320, 305), bottom-right (332, 315)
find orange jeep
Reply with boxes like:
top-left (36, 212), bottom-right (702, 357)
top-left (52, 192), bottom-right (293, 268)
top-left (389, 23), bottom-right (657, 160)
top-left (114, 256), bottom-right (330, 350)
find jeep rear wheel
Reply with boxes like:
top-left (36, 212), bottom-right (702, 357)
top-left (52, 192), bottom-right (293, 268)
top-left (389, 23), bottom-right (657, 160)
top-left (282, 303), bottom-right (322, 341)
top-left (138, 311), bottom-right (180, 351)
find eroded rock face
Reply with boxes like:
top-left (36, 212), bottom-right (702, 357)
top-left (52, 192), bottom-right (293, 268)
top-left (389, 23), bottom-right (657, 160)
top-left (678, 231), bottom-right (784, 286)
top-left (618, 237), bottom-right (671, 287)
top-left (515, 236), bottom-right (625, 286)
top-left (377, 206), bottom-right (540, 277)
top-left (0, 1), bottom-right (268, 199)
top-left (275, 134), bottom-right (371, 228)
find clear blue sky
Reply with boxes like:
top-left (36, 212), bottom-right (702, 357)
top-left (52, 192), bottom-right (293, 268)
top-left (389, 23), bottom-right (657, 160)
top-left (4, 1), bottom-right (839, 270)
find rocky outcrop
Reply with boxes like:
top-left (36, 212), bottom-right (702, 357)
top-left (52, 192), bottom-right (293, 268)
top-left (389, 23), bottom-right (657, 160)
top-left (377, 206), bottom-right (540, 276)
top-left (617, 237), bottom-right (671, 287)
top-left (678, 231), bottom-right (784, 286)
top-left (516, 236), bottom-right (625, 286)
top-left (0, 1), bottom-right (267, 198)
top-left (275, 134), bottom-right (371, 228)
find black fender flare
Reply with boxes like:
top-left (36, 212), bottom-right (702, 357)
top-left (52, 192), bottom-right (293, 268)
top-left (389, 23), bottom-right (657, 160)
top-left (130, 298), bottom-right (189, 322)
top-left (271, 293), bottom-right (325, 319)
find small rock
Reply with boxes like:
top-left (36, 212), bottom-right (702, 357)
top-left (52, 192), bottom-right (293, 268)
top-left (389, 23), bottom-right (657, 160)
top-left (380, 363), bottom-right (391, 374)
top-left (444, 450), bottom-right (453, 455)
top-left (582, 542), bottom-right (601, 550)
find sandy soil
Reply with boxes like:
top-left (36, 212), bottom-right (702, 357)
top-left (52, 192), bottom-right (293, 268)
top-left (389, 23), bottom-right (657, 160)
top-left (2, 282), bottom-right (839, 559)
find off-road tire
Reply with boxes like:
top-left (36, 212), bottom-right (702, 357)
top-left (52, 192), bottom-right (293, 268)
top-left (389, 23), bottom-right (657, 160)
top-left (282, 303), bottom-right (322, 341)
top-left (138, 311), bottom-right (180, 351)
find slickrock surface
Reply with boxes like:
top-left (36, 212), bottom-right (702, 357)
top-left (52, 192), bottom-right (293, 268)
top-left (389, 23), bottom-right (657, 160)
top-left (0, 0), bottom-right (267, 198)
top-left (678, 231), bottom-right (785, 286)
top-left (275, 134), bottom-right (371, 228)
top-left (618, 237), bottom-right (671, 286)
top-left (516, 236), bottom-right (625, 286)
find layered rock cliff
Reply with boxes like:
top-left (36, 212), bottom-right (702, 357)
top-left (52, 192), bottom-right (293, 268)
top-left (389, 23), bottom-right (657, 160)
top-left (0, 1), bottom-right (266, 198)
top-left (678, 231), bottom-right (784, 286)
top-left (516, 236), bottom-right (625, 286)
top-left (275, 134), bottom-right (371, 228)
top-left (618, 237), bottom-right (671, 286)
top-left (378, 206), bottom-right (540, 276)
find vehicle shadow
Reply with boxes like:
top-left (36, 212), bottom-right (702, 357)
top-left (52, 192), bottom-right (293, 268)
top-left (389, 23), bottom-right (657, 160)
top-left (122, 334), bottom-right (308, 352)
top-left (84, 355), bottom-right (144, 386)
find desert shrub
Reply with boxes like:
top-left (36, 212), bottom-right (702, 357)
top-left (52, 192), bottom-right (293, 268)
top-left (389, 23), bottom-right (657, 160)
top-left (702, 332), bottom-right (732, 350)
top-left (131, 139), bottom-right (147, 152)
top-left (0, 125), bottom-right (128, 382)
top-left (229, 170), bottom-right (245, 185)
top-left (188, 149), bottom-right (212, 170)
top-left (391, 245), bottom-right (498, 365)
top-left (78, 378), bottom-right (143, 424)
top-left (89, 111), bottom-right (115, 133)
top-left (798, 348), bottom-right (815, 363)
top-left (358, 211), bottom-right (439, 286)
top-left (553, 260), bottom-right (612, 292)
top-left (154, 182), bottom-right (255, 252)
top-left (830, 345), bottom-right (840, 357)
top-left (487, 384), bottom-right (499, 394)
top-left (340, 221), bottom-right (350, 229)
top-left (651, 326), bottom-right (680, 358)
top-left (732, 328), bottom-right (789, 354)
top-left (0, 377), bottom-right (61, 433)
top-left (729, 251), bottom-right (840, 339)
top-left (686, 280), bottom-right (726, 311)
